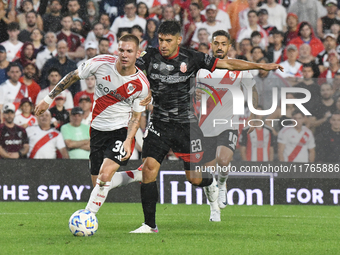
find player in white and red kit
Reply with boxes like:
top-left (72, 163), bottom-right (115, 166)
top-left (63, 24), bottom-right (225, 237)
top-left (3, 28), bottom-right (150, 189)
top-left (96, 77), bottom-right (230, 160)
top-left (196, 30), bottom-right (258, 221)
top-left (34, 35), bottom-right (150, 215)
top-left (278, 110), bottom-right (315, 163)
top-left (26, 110), bottom-right (69, 159)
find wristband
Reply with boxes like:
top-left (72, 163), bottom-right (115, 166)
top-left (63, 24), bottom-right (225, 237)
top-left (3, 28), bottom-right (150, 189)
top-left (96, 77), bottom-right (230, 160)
top-left (43, 95), bottom-right (53, 105)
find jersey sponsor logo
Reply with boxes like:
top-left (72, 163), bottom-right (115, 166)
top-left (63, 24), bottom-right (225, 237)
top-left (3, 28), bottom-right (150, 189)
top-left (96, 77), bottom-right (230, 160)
top-left (166, 65), bottom-right (174, 71)
top-left (102, 75), bottom-right (111, 82)
top-left (5, 140), bottom-right (22, 145)
top-left (229, 71), bottom-right (236, 81)
top-left (127, 83), bottom-right (136, 94)
top-left (98, 84), bottom-right (126, 101)
top-left (180, 62), bottom-right (187, 73)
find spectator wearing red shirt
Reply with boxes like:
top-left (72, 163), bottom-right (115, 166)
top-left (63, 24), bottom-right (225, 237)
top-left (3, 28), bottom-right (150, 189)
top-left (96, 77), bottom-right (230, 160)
top-left (0, 103), bottom-right (29, 159)
top-left (284, 13), bottom-right (299, 45)
top-left (56, 14), bottom-right (85, 60)
top-left (287, 21), bottom-right (324, 59)
top-left (18, 63), bottom-right (40, 105)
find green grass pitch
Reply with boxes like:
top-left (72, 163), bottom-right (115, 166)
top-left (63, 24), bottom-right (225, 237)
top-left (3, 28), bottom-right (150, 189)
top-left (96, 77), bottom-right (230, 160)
top-left (0, 202), bottom-right (339, 255)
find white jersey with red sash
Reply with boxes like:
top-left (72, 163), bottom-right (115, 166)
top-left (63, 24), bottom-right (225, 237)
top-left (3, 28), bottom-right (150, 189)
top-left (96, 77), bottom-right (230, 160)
top-left (278, 126), bottom-right (315, 162)
top-left (77, 55), bottom-right (149, 132)
top-left (197, 65), bottom-right (255, 137)
top-left (14, 114), bottom-right (38, 127)
top-left (0, 80), bottom-right (28, 110)
top-left (26, 126), bottom-right (66, 159)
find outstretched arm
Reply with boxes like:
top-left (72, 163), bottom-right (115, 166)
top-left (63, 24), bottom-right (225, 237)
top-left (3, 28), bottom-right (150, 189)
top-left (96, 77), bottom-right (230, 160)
top-left (216, 58), bottom-right (284, 72)
top-left (34, 70), bottom-right (80, 116)
top-left (121, 111), bottom-right (142, 161)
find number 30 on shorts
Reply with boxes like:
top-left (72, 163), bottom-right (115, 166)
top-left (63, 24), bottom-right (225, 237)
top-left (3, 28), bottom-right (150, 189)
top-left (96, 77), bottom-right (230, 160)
top-left (112, 140), bottom-right (126, 156)
top-left (191, 139), bottom-right (202, 153)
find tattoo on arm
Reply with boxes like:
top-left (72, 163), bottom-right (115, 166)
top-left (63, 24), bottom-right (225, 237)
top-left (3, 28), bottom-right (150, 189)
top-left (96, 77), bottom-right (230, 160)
top-left (48, 70), bottom-right (80, 99)
top-left (126, 112), bottom-right (141, 140)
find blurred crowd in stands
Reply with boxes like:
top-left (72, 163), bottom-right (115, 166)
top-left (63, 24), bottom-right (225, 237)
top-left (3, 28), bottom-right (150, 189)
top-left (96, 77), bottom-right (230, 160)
top-left (0, 0), bottom-right (340, 163)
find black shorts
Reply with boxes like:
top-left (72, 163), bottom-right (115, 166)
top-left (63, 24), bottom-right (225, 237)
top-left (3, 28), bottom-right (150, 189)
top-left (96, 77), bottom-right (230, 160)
top-left (142, 120), bottom-right (214, 170)
top-left (89, 127), bottom-right (135, 175)
top-left (202, 129), bottom-right (238, 163)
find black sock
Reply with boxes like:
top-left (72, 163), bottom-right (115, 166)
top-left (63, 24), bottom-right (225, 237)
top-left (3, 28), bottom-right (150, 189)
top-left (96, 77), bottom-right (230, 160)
top-left (141, 181), bottom-right (158, 228)
top-left (197, 176), bottom-right (213, 187)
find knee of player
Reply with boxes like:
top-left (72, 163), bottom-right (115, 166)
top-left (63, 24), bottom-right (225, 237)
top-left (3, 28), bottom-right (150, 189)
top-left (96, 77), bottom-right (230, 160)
top-left (187, 177), bottom-right (202, 186)
top-left (98, 172), bottom-right (111, 183)
top-left (216, 157), bottom-right (232, 167)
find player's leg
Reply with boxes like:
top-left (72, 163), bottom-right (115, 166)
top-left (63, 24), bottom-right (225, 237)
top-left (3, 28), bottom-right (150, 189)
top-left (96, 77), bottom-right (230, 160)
top-left (215, 129), bottom-right (238, 209)
top-left (86, 128), bottom-right (136, 214)
top-left (86, 158), bottom-right (120, 214)
top-left (130, 121), bottom-right (170, 233)
top-left (89, 127), bottom-right (143, 189)
top-left (109, 164), bottom-right (143, 189)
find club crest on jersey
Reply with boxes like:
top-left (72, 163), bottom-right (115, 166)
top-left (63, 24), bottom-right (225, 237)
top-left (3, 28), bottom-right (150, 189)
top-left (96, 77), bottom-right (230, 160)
top-left (180, 62), bottom-right (187, 73)
top-left (166, 65), bottom-right (174, 71)
top-left (195, 153), bottom-right (201, 159)
top-left (127, 83), bottom-right (136, 94)
top-left (49, 133), bottom-right (54, 139)
top-left (229, 71), bottom-right (236, 81)
top-left (153, 63), bottom-right (159, 69)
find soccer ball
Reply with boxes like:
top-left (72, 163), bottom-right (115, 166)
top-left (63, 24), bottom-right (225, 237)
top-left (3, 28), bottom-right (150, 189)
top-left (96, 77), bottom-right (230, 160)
top-left (68, 209), bottom-right (98, 236)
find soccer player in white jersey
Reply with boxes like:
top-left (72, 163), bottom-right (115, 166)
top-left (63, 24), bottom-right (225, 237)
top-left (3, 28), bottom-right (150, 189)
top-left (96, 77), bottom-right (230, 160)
top-left (196, 30), bottom-right (258, 221)
top-left (34, 34), bottom-right (150, 215)
top-left (278, 110), bottom-right (315, 163)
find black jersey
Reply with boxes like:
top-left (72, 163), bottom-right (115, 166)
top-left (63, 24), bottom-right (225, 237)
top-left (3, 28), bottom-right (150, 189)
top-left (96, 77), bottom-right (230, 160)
top-left (136, 47), bottom-right (218, 123)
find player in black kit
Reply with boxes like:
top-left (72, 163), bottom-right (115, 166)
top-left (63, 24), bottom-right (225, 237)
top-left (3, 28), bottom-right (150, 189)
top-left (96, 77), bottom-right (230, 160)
top-left (130, 21), bottom-right (283, 233)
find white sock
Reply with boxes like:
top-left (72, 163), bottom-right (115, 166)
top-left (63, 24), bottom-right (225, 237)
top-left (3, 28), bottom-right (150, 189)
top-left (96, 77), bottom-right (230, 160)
top-left (109, 170), bottom-right (142, 190)
top-left (85, 179), bottom-right (110, 214)
top-left (218, 163), bottom-right (229, 188)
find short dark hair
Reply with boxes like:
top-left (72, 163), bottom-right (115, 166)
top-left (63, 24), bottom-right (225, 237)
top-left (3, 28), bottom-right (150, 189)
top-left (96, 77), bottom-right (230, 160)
top-left (251, 46), bottom-right (264, 55)
top-left (190, 3), bottom-right (200, 9)
top-left (251, 31), bottom-right (261, 38)
top-left (48, 67), bottom-right (61, 76)
top-left (131, 25), bottom-right (143, 34)
top-left (158, 20), bottom-right (181, 36)
top-left (248, 10), bottom-right (258, 17)
top-left (292, 109), bottom-right (305, 117)
top-left (7, 22), bottom-right (20, 31)
top-left (6, 62), bottom-right (22, 73)
top-left (124, 0), bottom-right (136, 7)
top-left (61, 14), bottom-right (72, 20)
top-left (26, 10), bottom-right (37, 18)
top-left (211, 30), bottom-right (231, 42)
top-left (99, 37), bottom-right (110, 44)
top-left (92, 22), bottom-right (104, 30)
top-left (198, 42), bottom-right (209, 49)
top-left (302, 62), bottom-right (314, 69)
top-left (119, 34), bottom-right (140, 47)
top-left (271, 29), bottom-right (284, 37)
